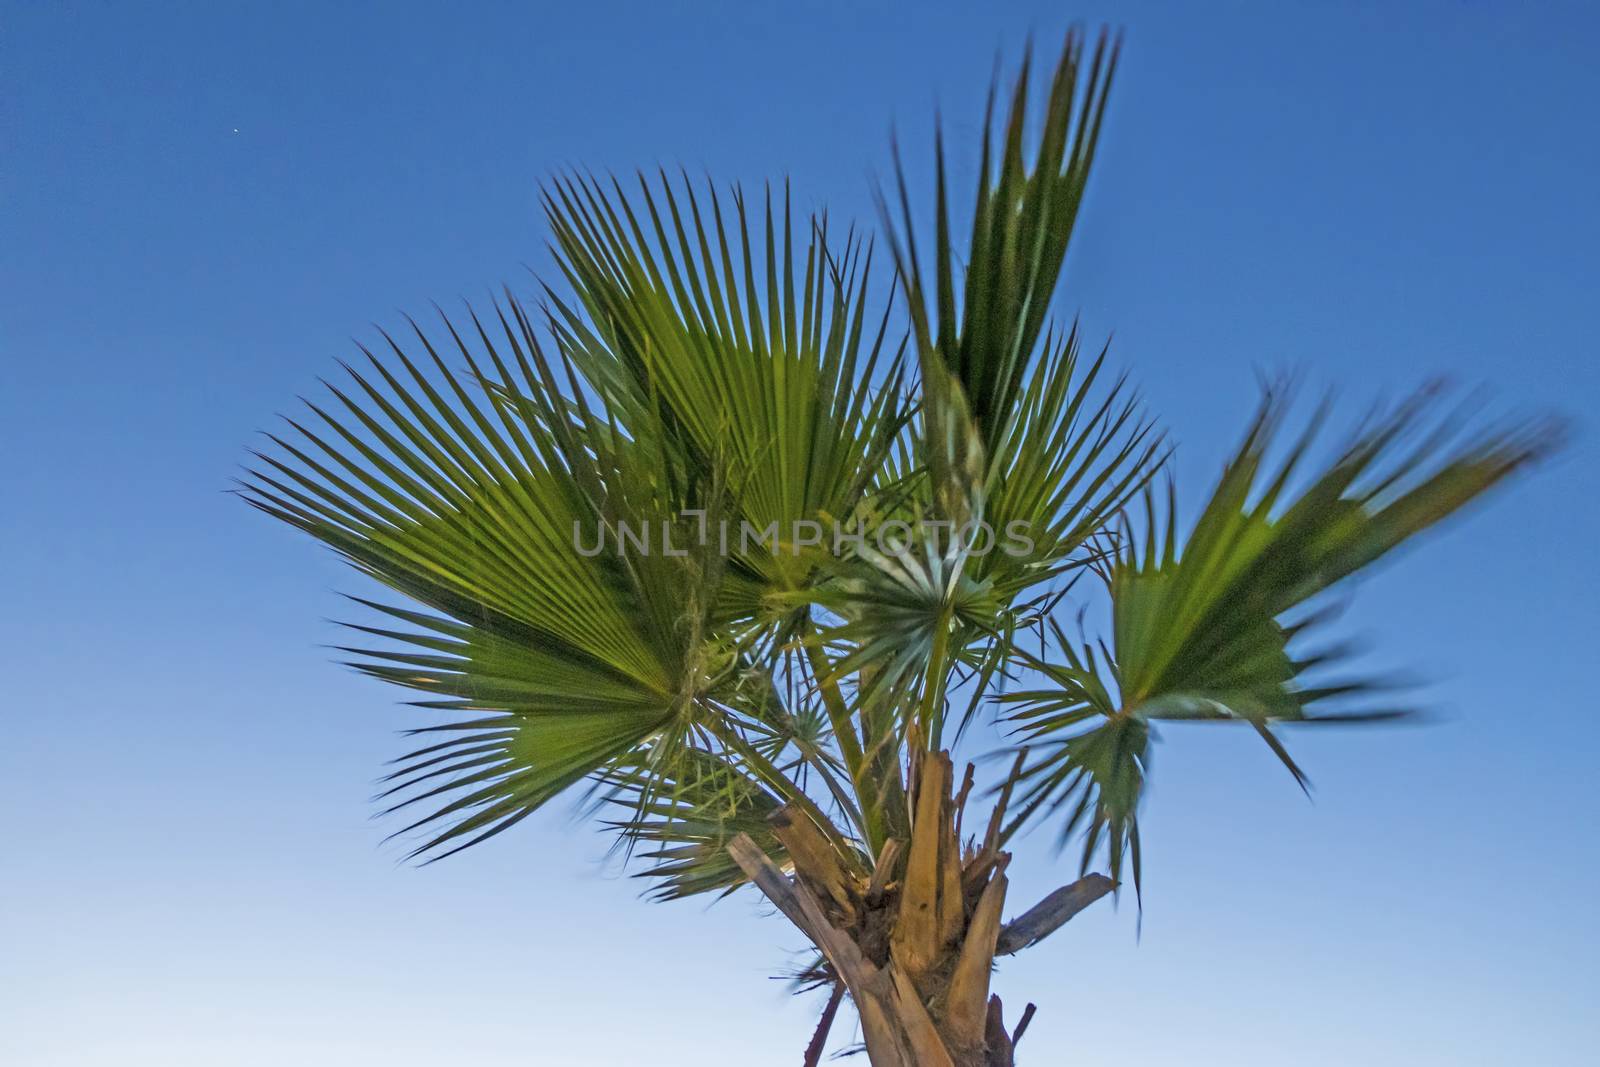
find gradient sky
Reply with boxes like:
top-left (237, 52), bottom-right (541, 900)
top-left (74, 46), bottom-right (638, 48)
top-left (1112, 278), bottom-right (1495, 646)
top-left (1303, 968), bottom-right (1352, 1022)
top-left (4, 2), bottom-right (1598, 1064)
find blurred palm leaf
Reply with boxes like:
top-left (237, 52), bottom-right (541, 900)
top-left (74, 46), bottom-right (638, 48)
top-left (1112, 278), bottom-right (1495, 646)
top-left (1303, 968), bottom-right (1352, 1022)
top-left (1003, 389), bottom-right (1563, 892)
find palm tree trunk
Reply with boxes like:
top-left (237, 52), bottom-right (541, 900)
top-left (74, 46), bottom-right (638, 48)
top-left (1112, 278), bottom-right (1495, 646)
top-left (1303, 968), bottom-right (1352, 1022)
top-left (731, 750), bottom-right (1043, 1066)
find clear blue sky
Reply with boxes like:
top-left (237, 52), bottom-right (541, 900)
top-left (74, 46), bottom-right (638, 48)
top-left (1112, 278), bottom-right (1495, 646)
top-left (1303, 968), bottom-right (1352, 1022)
top-left (3, 2), bottom-right (1597, 1064)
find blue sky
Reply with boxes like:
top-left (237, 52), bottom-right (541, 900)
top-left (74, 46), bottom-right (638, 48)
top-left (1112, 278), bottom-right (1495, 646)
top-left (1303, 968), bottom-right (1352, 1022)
top-left (3, 2), bottom-right (1597, 1064)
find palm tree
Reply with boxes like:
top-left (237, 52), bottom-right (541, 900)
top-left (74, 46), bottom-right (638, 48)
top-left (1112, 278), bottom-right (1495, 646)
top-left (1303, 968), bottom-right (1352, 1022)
top-left (242, 29), bottom-right (1559, 1067)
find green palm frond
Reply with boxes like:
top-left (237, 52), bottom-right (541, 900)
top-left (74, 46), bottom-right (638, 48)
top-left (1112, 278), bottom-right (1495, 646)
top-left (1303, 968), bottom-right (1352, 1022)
top-left (885, 31), bottom-right (1152, 563)
top-left (1002, 388), bottom-right (1562, 893)
top-left (538, 173), bottom-right (926, 855)
top-left (240, 168), bottom-right (910, 880)
top-left (977, 324), bottom-right (1164, 596)
top-left (239, 301), bottom-right (753, 862)
top-left (825, 28), bottom-right (1153, 755)
top-left (545, 172), bottom-right (912, 592)
top-left (592, 742), bottom-right (788, 901)
top-left (887, 28), bottom-right (1120, 454)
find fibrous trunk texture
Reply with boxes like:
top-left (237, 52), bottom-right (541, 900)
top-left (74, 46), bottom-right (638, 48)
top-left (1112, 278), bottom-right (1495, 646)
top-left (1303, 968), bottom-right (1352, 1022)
top-left (732, 750), bottom-right (1043, 1067)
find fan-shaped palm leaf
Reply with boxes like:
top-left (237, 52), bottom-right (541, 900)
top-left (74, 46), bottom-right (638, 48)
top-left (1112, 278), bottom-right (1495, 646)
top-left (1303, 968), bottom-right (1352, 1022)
top-left (1002, 388), bottom-right (1562, 893)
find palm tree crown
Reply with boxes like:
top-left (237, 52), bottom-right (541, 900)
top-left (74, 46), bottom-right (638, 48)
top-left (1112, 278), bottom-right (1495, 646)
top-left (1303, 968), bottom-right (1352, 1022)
top-left (242, 28), bottom-right (1559, 1065)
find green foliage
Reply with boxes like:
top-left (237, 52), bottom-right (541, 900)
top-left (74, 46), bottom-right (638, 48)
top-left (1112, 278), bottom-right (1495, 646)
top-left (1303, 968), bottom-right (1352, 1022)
top-left (244, 28), bottom-right (1559, 905)
top-left (1002, 391), bottom-right (1560, 894)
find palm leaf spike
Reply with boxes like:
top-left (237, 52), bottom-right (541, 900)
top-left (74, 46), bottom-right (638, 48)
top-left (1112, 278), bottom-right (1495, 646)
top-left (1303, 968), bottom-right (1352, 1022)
top-left (887, 28), bottom-right (1121, 454)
